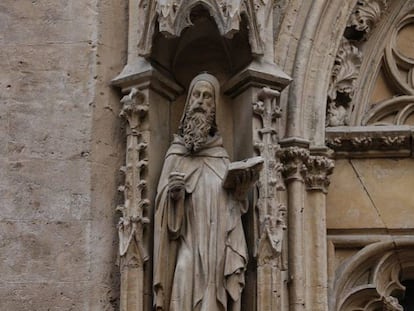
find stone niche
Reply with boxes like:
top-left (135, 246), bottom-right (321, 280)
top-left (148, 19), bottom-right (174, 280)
top-left (112, 1), bottom-right (292, 311)
top-left (150, 4), bottom-right (254, 158)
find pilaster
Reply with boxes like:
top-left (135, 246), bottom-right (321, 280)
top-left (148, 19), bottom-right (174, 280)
top-left (113, 59), bottom-right (182, 311)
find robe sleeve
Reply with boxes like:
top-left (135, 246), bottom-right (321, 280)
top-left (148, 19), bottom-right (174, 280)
top-left (167, 195), bottom-right (185, 239)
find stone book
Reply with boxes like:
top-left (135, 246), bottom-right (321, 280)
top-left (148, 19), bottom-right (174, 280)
top-left (222, 156), bottom-right (264, 189)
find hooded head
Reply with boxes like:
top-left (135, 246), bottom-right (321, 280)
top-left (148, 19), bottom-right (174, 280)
top-left (179, 73), bottom-right (220, 152)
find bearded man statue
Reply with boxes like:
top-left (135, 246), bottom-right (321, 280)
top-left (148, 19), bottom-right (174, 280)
top-left (153, 73), bottom-right (258, 311)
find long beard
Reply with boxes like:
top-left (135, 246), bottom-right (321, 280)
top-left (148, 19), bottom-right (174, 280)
top-left (182, 112), bottom-right (214, 152)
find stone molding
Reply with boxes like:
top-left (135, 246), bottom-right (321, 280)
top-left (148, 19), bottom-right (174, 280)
top-left (112, 59), bottom-right (183, 100)
top-left (326, 125), bottom-right (413, 158)
top-left (362, 96), bottom-right (414, 126)
top-left (330, 239), bottom-right (414, 311)
top-left (382, 12), bottom-right (414, 97)
top-left (303, 155), bottom-right (335, 193)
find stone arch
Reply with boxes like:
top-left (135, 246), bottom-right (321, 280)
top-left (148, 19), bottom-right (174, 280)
top-left (330, 239), bottom-right (414, 311)
top-left (273, 0), bottom-right (356, 144)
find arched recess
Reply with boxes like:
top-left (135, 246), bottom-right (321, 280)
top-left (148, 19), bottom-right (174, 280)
top-left (330, 239), bottom-right (414, 311)
top-left (149, 3), bottom-right (254, 157)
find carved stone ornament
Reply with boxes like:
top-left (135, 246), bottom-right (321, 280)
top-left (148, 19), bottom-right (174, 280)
top-left (362, 96), bottom-right (414, 126)
top-left (325, 125), bottom-right (412, 157)
top-left (327, 39), bottom-right (362, 127)
top-left (153, 73), bottom-right (260, 311)
top-left (345, 0), bottom-right (388, 41)
top-left (137, 0), bottom-right (275, 56)
top-left (331, 240), bottom-right (413, 311)
top-left (302, 156), bottom-right (334, 193)
top-left (327, 0), bottom-right (388, 127)
top-left (252, 87), bottom-right (286, 264)
top-left (280, 146), bottom-right (310, 182)
top-left (117, 88), bottom-right (150, 311)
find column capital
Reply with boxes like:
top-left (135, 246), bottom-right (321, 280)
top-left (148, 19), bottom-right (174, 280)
top-left (303, 155), bottom-right (335, 193)
top-left (279, 146), bottom-right (310, 183)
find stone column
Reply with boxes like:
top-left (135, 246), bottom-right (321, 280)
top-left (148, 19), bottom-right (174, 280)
top-left (280, 141), bottom-right (310, 311)
top-left (112, 60), bottom-right (182, 311)
top-left (303, 151), bottom-right (334, 311)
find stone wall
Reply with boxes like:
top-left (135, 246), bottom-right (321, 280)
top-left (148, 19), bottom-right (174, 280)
top-left (1, 0), bottom-right (413, 310)
top-left (0, 0), bottom-right (127, 309)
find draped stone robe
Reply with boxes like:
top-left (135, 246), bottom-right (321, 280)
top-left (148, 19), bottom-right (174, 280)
top-left (153, 134), bottom-right (248, 311)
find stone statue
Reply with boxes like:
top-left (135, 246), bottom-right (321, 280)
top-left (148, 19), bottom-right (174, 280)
top-left (153, 73), bottom-right (261, 311)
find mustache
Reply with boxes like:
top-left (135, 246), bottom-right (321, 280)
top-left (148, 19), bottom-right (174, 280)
top-left (189, 107), bottom-right (206, 114)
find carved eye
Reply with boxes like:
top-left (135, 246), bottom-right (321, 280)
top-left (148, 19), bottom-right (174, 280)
top-left (203, 92), bottom-right (212, 99)
top-left (193, 91), bottom-right (200, 98)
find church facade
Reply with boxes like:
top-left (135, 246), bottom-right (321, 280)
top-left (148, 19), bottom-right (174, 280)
top-left (1, 0), bottom-right (414, 310)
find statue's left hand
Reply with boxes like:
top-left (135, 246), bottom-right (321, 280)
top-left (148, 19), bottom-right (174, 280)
top-left (233, 168), bottom-right (260, 200)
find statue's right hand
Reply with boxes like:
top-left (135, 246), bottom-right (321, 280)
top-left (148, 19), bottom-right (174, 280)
top-left (168, 172), bottom-right (186, 201)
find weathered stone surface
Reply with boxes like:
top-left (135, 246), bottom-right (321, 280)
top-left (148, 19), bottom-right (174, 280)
top-left (0, 159), bottom-right (90, 221)
top-left (327, 158), bottom-right (414, 230)
top-left (0, 282), bottom-right (90, 311)
top-left (0, 0), bottom-right (126, 309)
top-left (0, 221), bottom-right (89, 282)
top-left (2, 0), bottom-right (414, 310)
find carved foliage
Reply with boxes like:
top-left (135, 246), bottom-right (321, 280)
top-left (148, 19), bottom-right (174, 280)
top-left (138, 0), bottom-right (272, 56)
top-left (302, 156), bottom-right (334, 193)
top-left (327, 0), bottom-right (388, 127)
top-left (327, 40), bottom-right (362, 126)
top-left (252, 87), bottom-right (286, 264)
top-left (280, 146), bottom-right (310, 182)
top-left (118, 88), bottom-right (150, 264)
top-left (325, 128), bottom-right (411, 157)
